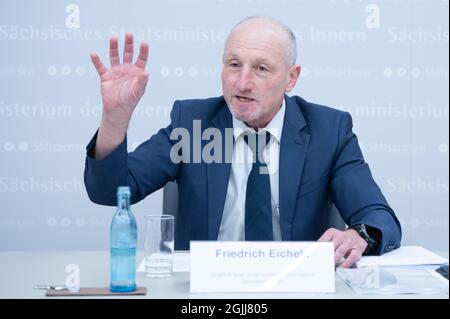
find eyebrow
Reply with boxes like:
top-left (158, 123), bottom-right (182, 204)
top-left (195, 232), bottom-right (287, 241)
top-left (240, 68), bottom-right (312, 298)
top-left (224, 53), bottom-right (271, 65)
top-left (224, 53), bottom-right (239, 60)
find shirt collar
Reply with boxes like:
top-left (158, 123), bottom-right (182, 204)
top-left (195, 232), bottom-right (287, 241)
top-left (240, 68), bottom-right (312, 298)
top-left (232, 97), bottom-right (286, 143)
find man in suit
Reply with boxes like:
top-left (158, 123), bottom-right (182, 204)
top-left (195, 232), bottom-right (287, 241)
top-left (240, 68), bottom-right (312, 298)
top-left (85, 16), bottom-right (401, 268)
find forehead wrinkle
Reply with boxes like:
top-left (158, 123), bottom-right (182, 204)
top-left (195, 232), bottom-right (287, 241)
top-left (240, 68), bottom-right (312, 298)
top-left (224, 39), bottom-right (287, 64)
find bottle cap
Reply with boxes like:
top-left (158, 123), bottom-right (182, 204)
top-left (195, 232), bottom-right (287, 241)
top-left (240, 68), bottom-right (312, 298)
top-left (117, 186), bottom-right (131, 195)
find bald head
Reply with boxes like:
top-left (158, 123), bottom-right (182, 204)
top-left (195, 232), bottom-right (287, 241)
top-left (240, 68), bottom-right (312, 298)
top-left (224, 16), bottom-right (297, 66)
top-left (221, 16), bottom-right (301, 129)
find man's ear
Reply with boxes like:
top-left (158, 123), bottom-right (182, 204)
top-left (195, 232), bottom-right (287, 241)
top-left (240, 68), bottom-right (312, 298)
top-left (285, 64), bottom-right (301, 93)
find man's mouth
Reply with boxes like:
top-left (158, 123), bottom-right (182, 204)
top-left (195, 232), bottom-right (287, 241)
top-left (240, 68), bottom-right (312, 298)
top-left (235, 95), bottom-right (255, 102)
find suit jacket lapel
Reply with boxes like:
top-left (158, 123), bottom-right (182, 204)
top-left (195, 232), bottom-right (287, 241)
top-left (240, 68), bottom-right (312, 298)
top-left (207, 102), bottom-right (232, 240)
top-left (279, 95), bottom-right (310, 240)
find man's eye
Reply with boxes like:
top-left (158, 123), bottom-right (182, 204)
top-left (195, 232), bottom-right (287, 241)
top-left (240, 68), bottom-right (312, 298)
top-left (229, 63), bottom-right (239, 68)
top-left (257, 65), bottom-right (268, 72)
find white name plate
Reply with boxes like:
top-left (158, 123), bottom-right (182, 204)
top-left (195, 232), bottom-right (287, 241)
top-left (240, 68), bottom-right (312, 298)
top-left (190, 241), bottom-right (335, 293)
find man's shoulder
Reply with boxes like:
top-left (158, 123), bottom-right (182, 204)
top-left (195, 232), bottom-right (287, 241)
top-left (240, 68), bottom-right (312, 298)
top-left (288, 96), bottom-right (351, 134)
top-left (288, 95), bottom-right (350, 131)
top-left (290, 95), bottom-right (347, 119)
top-left (175, 96), bottom-right (227, 118)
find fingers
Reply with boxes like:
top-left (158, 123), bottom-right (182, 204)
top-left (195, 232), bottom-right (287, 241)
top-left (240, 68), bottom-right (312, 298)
top-left (319, 228), bottom-right (367, 268)
top-left (123, 32), bottom-right (134, 64)
top-left (107, 33), bottom-right (148, 68)
top-left (90, 52), bottom-right (107, 76)
top-left (334, 240), bottom-right (355, 265)
top-left (109, 37), bottom-right (120, 66)
top-left (340, 248), bottom-right (362, 268)
top-left (135, 42), bottom-right (149, 69)
top-left (318, 228), bottom-right (338, 242)
top-left (319, 228), bottom-right (356, 265)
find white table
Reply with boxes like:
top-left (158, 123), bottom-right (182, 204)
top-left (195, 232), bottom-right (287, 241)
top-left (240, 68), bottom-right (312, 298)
top-left (0, 251), bottom-right (447, 299)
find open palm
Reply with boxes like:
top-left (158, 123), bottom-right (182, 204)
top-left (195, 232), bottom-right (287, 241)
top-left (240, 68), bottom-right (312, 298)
top-left (90, 33), bottom-right (149, 114)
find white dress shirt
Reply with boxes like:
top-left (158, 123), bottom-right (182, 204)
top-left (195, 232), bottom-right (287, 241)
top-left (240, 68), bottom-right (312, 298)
top-left (217, 98), bottom-right (286, 241)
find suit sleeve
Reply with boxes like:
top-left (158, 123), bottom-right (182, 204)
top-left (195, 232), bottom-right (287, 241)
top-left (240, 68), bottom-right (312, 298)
top-left (83, 101), bottom-right (182, 206)
top-left (330, 112), bottom-right (402, 255)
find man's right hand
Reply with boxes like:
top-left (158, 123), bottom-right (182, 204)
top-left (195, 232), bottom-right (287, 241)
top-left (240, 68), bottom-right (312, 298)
top-left (90, 33), bottom-right (149, 159)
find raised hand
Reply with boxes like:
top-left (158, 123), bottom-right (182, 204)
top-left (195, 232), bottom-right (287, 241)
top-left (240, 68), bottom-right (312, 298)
top-left (90, 32), bottom-right (149, 116)
top-left (90, 33), bottom-right (149, 159)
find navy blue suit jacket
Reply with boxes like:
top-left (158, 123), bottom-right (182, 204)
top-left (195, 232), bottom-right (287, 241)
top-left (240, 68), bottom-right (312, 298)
top-left (84, 95), bottom-right (401, 252)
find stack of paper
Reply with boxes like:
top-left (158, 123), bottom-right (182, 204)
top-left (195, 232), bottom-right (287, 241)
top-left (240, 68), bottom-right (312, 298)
top-left (356, 246), bottom-right (448, 268)
top-left (340, 246), bottom-right (449, 295)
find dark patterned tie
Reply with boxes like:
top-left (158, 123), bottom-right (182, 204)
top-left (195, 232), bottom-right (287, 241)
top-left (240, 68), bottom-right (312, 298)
top-left (244, 131), bottom-right (273, 240)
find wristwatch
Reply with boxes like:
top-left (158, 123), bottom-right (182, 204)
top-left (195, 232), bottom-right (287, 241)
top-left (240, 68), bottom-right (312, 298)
top-left (349, 224), bottom-right (378, 255)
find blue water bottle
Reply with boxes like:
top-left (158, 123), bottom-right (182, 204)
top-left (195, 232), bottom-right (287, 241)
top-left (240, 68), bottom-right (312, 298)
top-left (110, 186), bottom-right (137, 292)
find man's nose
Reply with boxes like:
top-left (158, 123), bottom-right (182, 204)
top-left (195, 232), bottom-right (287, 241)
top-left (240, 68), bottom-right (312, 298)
top-left (237, 68), bottom-right (255, 92)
